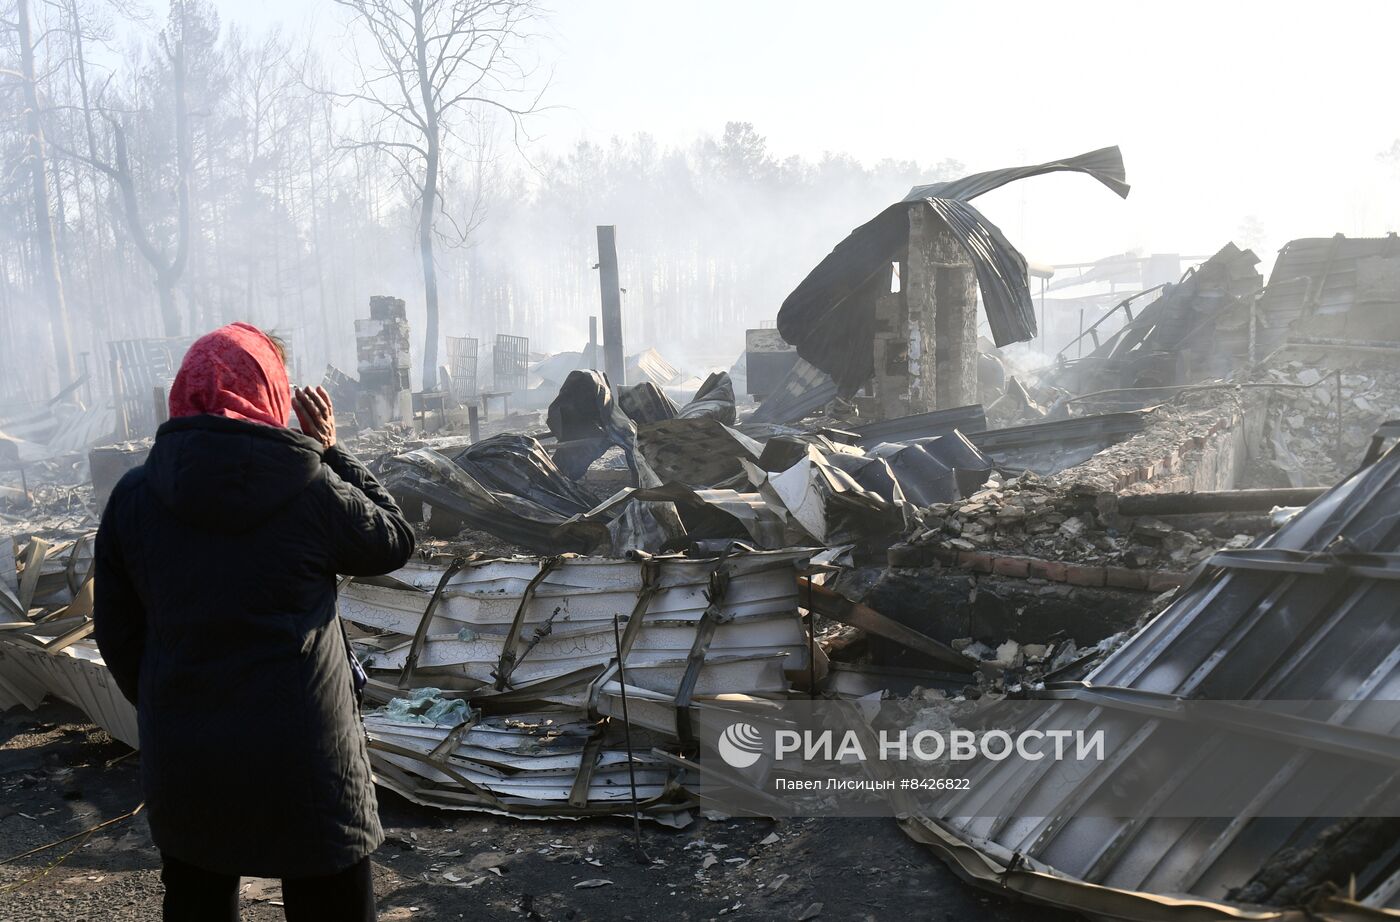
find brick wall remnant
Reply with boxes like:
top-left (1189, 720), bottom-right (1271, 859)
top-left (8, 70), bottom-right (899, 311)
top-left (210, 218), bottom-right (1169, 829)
top-left (355, 295), bottom-right (412, 428)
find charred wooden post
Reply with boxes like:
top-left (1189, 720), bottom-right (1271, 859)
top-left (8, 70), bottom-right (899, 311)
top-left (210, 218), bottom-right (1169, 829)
top-left (596, 226), bottom-right (625, 386)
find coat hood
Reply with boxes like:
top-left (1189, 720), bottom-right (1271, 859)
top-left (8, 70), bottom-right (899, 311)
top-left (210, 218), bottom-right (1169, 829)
top-left (144, 414), bottom-right (324, 533)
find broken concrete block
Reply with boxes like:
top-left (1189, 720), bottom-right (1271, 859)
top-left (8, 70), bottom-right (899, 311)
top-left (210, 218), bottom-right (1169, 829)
top-left (993, 640), bottom-right (1023, 669)
top-left (960, 641), bottom-right (993, 661)
top-left (1295, 368), bottom-right (1323, 387)
top-left (1132, 517), bottom-right (1175, 540)
top-left (1058, 516), bottom-right (1085, 537)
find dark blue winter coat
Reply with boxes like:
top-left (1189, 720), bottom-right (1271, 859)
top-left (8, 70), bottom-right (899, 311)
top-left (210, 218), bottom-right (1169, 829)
top-left (93, 414), bottom-right (414, 877)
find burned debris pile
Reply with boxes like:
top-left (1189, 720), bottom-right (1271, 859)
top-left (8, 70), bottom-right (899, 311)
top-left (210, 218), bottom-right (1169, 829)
top-left (0, 535), bottom-right (136, 749)
top-left (1041, 241), bottom-right (1265, 396)
top-left (1257, 356), bottom-right (1400, 486)
top-left (900, 421), bottom-right (1400, 919)
top-left (5, 147), bottom-right (1400, 922)
top-left (902, 470), bottom-right (1269, 575)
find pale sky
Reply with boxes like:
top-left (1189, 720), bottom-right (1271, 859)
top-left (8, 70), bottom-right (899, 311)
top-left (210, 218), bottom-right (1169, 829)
top-left (211, 0), bottom-right (1400, 271)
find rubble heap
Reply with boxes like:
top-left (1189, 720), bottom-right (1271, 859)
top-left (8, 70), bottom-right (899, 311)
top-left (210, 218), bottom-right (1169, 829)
top-left (906, 472), bottom-right (1256, 572)
top-left (0, 456), bottom-right (96, 539)
top-left (1257, 357), bottom-right (1400, 486)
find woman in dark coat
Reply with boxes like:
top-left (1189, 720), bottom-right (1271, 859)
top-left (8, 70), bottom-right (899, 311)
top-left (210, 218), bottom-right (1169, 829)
top-left (93, 322), bottom-right (415, 921)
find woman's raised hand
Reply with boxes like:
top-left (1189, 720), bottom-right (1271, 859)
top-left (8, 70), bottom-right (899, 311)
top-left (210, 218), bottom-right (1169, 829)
top-left (293, 385), bottom-right (337, 449)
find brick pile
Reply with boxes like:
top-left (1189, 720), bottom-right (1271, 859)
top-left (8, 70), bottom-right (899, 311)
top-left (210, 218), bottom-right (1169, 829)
top-left (896, 472), bottom-right (1258, 590)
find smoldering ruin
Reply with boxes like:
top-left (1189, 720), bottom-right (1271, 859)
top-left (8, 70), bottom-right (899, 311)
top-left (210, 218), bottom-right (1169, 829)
top-left (4, 2), bottom-right (1400, 921)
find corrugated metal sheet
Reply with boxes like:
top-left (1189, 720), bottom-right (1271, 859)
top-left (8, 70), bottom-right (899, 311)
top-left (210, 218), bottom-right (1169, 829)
top-left (747, 357), bottom-right (839, 425)
top-left (777, 148), bottom-right (1130, 395)
top-left (909, 427), bottom-right (1400, 918)
top-left (1257, 235), bottom-right (1400, 352)
top-left (853, 404), bottom-right (988, 448)
top-left (0, 635), bottom-right (139, 747)
top-left (628, 348), bottom-right (682, 389)
top-left (2, 544), bottom-right (818, 825)
top-left (380, 437), bottom-right (611, 553)
top-left (1048, 242), bottom-right (1264, 393)
top-left (902, 146), bottom-right (1130, 203)
top-left (342, 549), bottom-right (814, 821)
top-left (965, 409), bottom-right (1153, 475)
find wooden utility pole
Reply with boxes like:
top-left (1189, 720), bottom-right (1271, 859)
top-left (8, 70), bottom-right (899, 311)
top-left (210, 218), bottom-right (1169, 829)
top-left (18, 0), bottom-right (77, 388)
top-left (596, 226), bottom-right (625, 386)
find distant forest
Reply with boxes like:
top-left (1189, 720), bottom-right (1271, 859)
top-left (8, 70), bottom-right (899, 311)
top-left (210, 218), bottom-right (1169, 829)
top-left (0, 0), bottom-right (965, 398)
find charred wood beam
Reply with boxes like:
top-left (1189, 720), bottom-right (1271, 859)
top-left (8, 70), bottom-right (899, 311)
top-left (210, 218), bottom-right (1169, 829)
top-left (797, 576), bottom-right (971, 674)
top-left (1115, 488), bottom-right (1327, 517)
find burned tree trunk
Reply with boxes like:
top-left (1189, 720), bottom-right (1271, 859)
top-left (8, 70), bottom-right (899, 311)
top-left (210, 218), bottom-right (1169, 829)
top-left (413, 1), bottom-right (442, 392)
top-left (17, 0), bottom-right (77, 387)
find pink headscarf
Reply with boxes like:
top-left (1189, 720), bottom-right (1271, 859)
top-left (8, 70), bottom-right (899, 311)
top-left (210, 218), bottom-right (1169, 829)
top-left (168, 322), bottom-right (290, 428)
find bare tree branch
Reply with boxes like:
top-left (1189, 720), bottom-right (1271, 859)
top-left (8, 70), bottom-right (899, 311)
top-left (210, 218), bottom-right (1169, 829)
top-left (327, 0), bottom-right (546, 389)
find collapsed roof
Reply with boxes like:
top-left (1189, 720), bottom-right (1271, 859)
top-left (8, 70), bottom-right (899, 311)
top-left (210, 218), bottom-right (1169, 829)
top-left (1255, 233), bottom-right (1400, 353)
top-left (775, 146), bottom-right (1131, 396)
top-left (1045, 242), bottom-right (1265, 394)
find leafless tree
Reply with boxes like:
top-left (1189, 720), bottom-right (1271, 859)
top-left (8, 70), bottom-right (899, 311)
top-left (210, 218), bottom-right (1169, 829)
top-left (7, 0), bottom-right (77, 385)
top-left (331, 0), bottom-right (545, 389)
top-left (58, 0), bottom-right (194, 337)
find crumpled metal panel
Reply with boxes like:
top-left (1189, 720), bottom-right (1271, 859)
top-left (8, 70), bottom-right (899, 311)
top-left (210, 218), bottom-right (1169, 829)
top-left (618, 382), bottom-right (680, 426)
top-left (902, 145), bottom-right (1130, 203)
top-left (776, 148), bottom-right (1130, 395)
top-left (865, 431), bottom-right (994, 506)
top-left (572, 484), bottom-right (790, 550)
top-left (628, 347), bottom-right (682, 389)
top-left (966, 409), bottom-right (1153, 475)
top-left (380, 439), bottom-right (609, 553)
top-left (1256, 235), bottom-right (1400, 353)
top-left (742, 446), bottom-right (907, 546)
top-left (0, 535), bottom-right (138, 748)
top-left (341, 552), bottom-right (811, 689)
top-left (366, 709), bottom-right (683, 814)
top-left (747, 357), bottom-right (839, 425)
top-left (853, 404), bottom-right (988, 449)
top-left (675, 371), bottom-right (737, 425)
top-left (2, 544), bottom-right (818, 825)
top-left (547, 369), bottom-right (661, 487)
top-left (340, 550), bottom-right (814, 821)
top-left (912, 432), bottom-right (1400, 917)
top-left (0, 635), bottom-right (138, 747)
top-left (636, 417), bottom-right (764, 487)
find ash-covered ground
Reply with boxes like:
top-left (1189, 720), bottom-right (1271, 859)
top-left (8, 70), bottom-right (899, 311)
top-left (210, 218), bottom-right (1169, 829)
top-left (0, 702), bottom-right (1078, 922)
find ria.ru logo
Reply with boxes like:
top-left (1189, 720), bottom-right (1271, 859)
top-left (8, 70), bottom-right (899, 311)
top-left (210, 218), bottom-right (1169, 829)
top-left (714, 721), bottom-right (1106, 768)
top-left (717, 722), bottom-right (765, 768)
